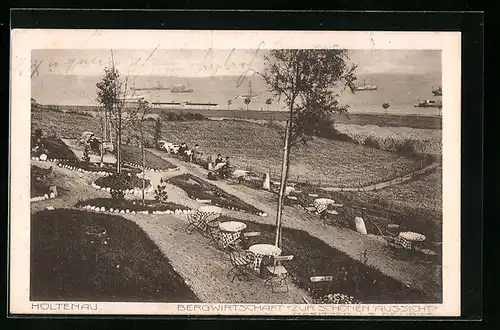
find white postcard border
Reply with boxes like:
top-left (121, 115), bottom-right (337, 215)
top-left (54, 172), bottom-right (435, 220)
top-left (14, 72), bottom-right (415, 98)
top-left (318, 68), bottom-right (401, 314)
top-left (10, 29), bottom-right (461, 316)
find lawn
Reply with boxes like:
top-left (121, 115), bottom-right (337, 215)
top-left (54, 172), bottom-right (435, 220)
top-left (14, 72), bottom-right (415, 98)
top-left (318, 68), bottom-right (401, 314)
top-left (30, 209), bottom-right (199, 302)
top-left (158, 120), bottom-right (422, 187)
top-left (32, 136), bottom-right (79, 161)
top-left (32, 111), bottom-right (422, 187)
top-left (220, 216), bottom-right (439, 303)
top-left (121, 145), bottom-right (177, 170)
top-left (362, 165), bottom-right (442, 213)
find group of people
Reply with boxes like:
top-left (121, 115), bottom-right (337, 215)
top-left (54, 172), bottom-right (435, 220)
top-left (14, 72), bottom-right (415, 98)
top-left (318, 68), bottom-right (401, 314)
top-left (165, 141), bottom-right (233, 180)
top-left (208, 153), bottom-right (233, 180)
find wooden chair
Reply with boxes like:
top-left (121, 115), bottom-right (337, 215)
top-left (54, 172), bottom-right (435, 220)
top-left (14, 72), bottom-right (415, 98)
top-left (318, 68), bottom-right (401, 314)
top-left (227, 250), bottom-right (256, 283)
top-left (264, 255), bottom-right (294, 293)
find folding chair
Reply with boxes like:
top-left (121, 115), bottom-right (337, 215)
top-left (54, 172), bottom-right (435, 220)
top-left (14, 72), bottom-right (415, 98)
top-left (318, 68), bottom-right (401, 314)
top-left (185, 211), bottom-right (206, 234)
top-left (227, 250), bottom-right (256, 283)
top-left (264, 255), bottom-right (294, 293)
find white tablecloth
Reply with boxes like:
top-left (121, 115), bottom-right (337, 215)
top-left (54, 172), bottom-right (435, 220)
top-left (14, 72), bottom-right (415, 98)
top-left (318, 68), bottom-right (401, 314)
top-left (248, 244), bottom-right (282, 271)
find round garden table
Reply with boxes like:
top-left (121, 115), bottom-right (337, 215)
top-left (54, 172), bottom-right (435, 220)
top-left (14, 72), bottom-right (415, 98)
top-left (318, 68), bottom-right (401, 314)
top-left (314, 198), bottom-right (336, 214)
top-left (248, 244), bottom-right (282, 274)
top-left (396, 231), bottom-right (426, 250)
top-left (218, 221), bottom-right (247, 249)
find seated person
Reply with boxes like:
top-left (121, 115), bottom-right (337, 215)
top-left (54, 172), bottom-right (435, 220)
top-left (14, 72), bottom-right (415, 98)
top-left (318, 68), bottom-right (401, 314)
top-left (214, 154), bottom-right (224, 165)
top-left (221, 156), bottom-right (232, 178)
top-left (192, 144), bottom-right (201, 163)
top-left (178, 142), bottom-right (188, 156)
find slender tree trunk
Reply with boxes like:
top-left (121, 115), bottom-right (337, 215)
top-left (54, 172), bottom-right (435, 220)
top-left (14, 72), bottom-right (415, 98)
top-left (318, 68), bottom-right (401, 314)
top-left (100, 114), bottom-right (105, 166)
top-left (141, 128), bottom-right (145, 206)
top-left (275, 121), bottom-right (290, 248)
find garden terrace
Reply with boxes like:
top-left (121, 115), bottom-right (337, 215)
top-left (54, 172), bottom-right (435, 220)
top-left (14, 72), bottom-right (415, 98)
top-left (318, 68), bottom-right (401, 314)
top-left (75, 198), bottom-right (191, 214)
top-left (167, 173), bottom-right (266, 216)
top-left (288, 182), bottom-right (442, 244)
top-left (223, 217), bottom-right (439, 304)
top-left (94, 172), bottom-right (151, 192)
top-left (122, 145), bottom-right (178, 171)
top-left (30, 209), bottom-right (199, 302)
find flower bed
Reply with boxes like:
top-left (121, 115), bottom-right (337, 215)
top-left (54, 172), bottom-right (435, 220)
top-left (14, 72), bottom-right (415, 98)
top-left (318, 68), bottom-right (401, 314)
top-left (75, 198), bottom-right (193, 215)
top-left (167, 174), bottom-right (267, 216)
top-left (92, 172), bottom-right (152, 195)
top-left (57, 160), bottom-right (141, 176)
top-left (124, 160), bottom-right (179, 172)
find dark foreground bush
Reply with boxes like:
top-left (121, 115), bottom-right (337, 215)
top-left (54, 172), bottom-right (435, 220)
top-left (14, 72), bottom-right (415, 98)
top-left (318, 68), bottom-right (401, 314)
top-left (30, 209), bottom-right (199, 302)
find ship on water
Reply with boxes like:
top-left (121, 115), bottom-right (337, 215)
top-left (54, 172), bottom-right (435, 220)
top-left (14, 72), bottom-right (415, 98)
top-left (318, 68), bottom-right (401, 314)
top-left (234, 81), bottom-right (260, 99)
top-left (432, 86), bottom-right (442, 96)
top-left (414, 99), bottom-right (442, 108)
top-left (170, 84), bottom-right (194, 93)
top-left (354, 79), bottom-right (378, 91)
top-left (131, 80), bottom-right (170, 91)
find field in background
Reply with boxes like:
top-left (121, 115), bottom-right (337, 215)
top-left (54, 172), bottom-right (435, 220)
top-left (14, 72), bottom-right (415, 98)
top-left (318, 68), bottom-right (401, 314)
top-left (38, 104), bottom-right (442, 129)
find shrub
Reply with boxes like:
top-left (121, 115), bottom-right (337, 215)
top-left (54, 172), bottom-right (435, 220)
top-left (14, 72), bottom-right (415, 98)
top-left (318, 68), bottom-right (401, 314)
top-left (154, 179), bottom-right (169, 205)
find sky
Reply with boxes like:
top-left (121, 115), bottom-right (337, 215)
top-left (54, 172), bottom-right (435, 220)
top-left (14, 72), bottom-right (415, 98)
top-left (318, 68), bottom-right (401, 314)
top-left (31, 49), bottom-right (441, 78)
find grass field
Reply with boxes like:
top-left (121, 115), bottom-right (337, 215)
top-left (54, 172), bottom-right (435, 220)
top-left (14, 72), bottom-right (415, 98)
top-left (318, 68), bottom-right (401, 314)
top-left (32, 111), bottom-right (423, 187)
top-left (31, 209), bottom-right (199, 302)
top-left (159, 120), bottom-right (423, 187)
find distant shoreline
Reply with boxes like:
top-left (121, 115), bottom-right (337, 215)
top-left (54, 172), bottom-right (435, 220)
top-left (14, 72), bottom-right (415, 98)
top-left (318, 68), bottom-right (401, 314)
top-left (37, 104), bottom-right (442, 130)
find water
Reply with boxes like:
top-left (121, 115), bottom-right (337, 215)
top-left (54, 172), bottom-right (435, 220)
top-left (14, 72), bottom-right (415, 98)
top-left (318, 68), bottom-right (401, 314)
top-left (31, 72), bottom-right (442, 116)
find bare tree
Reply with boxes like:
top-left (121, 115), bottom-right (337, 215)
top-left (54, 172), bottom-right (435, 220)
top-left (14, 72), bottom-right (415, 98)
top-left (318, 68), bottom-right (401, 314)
top-left (96, 66), bottom-right (140, 174)
top-left (261, 48), bottom-right (357, 247)
top-left (135, 99), bottom-right (151, 206)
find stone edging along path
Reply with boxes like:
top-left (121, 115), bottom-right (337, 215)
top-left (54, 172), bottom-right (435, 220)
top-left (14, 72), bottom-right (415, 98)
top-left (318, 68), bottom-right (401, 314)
top-left (91, 181), bottom-right (154, 196)
top-left (30, 192), bottom-right (58, 203)
top-left (78, 204), bottom-right (194, 216)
